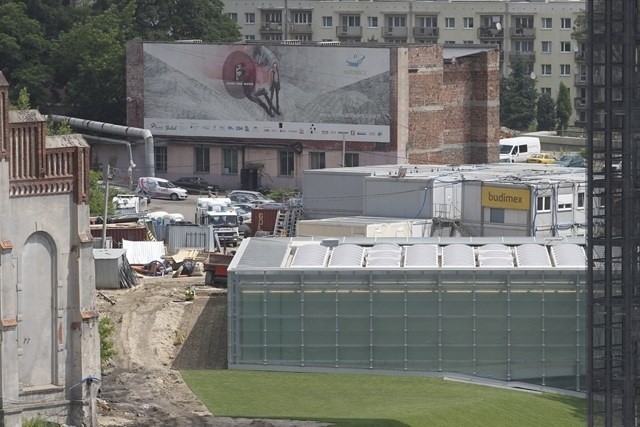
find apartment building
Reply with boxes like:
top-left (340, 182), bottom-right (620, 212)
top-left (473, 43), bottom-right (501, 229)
top-left (223, 0), bottom-right (587, 126)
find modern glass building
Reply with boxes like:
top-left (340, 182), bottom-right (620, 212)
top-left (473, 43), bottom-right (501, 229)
top-left (228, 237), bottom-right (586, 392)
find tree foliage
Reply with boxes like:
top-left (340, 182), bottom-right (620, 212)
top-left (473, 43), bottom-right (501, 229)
top-left (500, 54), bottom-right (538, 131)
top-left (556, 82), bottom-right (573, 132)
top-left (536, 92), bottom-right (556, 131)
top-left (1, 0), bottom-right (241, 124)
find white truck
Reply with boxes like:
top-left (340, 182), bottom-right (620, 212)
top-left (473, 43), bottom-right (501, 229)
top-left (112, 194), bottom-right (148, 215)
top-left (499, 136), bottom-right (541, 163)
top-left (195, 198), bottom-right (240, 246)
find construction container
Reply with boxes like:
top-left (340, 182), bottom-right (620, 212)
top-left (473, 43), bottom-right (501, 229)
top-left (296, 216), bottom-right (433, 238)
top-left (90, 224), bottom-right (147, 247)
top-left (251, 207), bottom-right (280, 234)
top-left (93, 248), bottom-right (126, 289)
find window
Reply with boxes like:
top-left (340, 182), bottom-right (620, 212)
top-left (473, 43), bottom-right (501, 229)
top-left (561, 18), bottom-right (571, 29)
top-left (195, 147), bottom-right (210, 173)
top-left (245, 35), bottom-right (256, 41)
top-left (537, 196), bottom-right (551, 212)
top-left (322, 16), bottom-right (333, 28)
top-left (445, 17), bottom-right (455, 29)
top-left (578, 192), bottom-right (585, 209)
top-left (557, 194), bottom-right (573, 211)
top-left (295, 34), bottom-right (312, 41)
top-left (444, 40), bottom-right (456, 44)
top-left (309, 152), bottom-right (326, 169)
top-left (223, 148), bottom-right (238, 174)
top-left (514, 40), bottom-right (533, 52)
top-left (155, 146), bottom-right (167, 173)
top-left (279, 151), bottom-right (294, 176)
top-left (262, 34), bottom-right (282, 41)
top-left (541, 64), bottom-right (552, 76)
top-left (387, 16), bottom-right (406, 28)
top-left (515, 17), bottom-right (533, 28)
top-left (463, 40), bottom-right (473, 44)
top-left (490, 208), bottom-right (505, 223)
top-left (463, 17), bottom-right (474, 29)
top-left (245, 13), bottom-right (255, 24)
top-left (368, 16), bottom-right (378, 28)
top-left (227, 13), bottom-right (237, 22)
top-left (342, 15), bottom-right (361, 27)
top-left (540, 87), bottom-right (552, 95)
top-left (541, 41), bottom-right (552, 53)
top-left (344, 153), bottom-right (359, 167)
top-left (418, 16), bottom-right (437, 28)
top-left (560, 64), bottom-right (571, 76)
top-left (561, 41), bottom-right (571, 53)
top-left (293, 12), bottom-right (311, 24)
top-left (541, 17), bottom-right (552, 29)
top-left (265, 12), bottom-right (281, 23)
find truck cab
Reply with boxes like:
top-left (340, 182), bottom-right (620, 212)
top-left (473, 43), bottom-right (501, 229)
top-left (196, 198), bottom-right (240, 245)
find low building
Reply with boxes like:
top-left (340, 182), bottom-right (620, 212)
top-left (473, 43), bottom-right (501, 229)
top-left (302, 163), bottom-right (586, 237)
top-left (103, 41), bottom-right (500, 191)
top-left (227, 236), bottom-right (586, 392)
top-left (0, 74), bottom-right (99, 425)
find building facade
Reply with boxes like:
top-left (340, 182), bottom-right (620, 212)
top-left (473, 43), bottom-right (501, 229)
top-left (120, 41), bottom-right (499, 191)
top-left (302, 163), bottom-right (587, 238)
top-left (223, 0), bottom-right (587, 126)
top-left (228, 236), bottom-right (586, 393)
top-left (0, 74), bottom-right (99, 425)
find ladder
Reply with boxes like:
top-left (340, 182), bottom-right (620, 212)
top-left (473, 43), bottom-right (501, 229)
top-left (273, 207), bottom-right (304, 237)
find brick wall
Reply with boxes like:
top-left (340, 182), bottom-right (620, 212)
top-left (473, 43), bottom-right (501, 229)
top-left (406, 46), bottom-right (500, 164)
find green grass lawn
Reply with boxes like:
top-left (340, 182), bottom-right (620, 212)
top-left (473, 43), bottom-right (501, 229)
top-left (181, 370), bottom-right (586, 427)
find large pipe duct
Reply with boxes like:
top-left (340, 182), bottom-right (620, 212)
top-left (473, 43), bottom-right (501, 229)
top-left (49, 115), bottom-right (155, 177)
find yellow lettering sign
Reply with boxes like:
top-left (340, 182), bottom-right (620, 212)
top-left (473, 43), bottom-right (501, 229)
top-left (482, 186), bottom-right (530, 210)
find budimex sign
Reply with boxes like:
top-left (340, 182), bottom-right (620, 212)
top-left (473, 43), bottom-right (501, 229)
top-left (481, 186), bottom-right (530, 210)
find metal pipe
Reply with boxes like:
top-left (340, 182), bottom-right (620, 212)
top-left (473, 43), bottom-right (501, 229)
top-left (49, 114), bottom-right (155, 177)
top-left (82, 134), bottom-right (137, 189)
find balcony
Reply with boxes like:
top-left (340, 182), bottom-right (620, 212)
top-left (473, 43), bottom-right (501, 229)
top-left (574, 97), bottom-right (587, 109)
top-left (575, 74), bottom-right (587, 85)
top-left (336, 26), bottom-right (362, 37)
top-left (477, 27), bottom-right (504, 40)
top-left (575, 51), bottom-right (586, 62)
top-left (382, 26), bottom-right (408, 38)
top-left (508, 51), bottom-right (536, 62)
top-left (260, 22), bottom-right (283, 33)
top-left (289, 23), bottom-right (312, 34)
top-left (509, 27), bottom-right (536, 38)
top-left (413, 27), bottom-right (439, 38)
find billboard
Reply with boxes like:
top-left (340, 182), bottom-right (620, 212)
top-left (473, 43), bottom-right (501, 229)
top-left (481, 186), bottom-right (531, 211)
top-left (142, 43), bottom-right (391, 142)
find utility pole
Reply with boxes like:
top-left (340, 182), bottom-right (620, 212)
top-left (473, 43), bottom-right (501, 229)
top-left (101, 164), bottom-right (111, 249)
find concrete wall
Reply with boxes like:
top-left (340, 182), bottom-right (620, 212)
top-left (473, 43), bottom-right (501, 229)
top-left (0, 75), bottom-right (99, 426)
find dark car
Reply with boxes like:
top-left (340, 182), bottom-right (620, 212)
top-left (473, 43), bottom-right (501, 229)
top-left (171, 177), bottom-right (219, 194)
top-left (554, 154), bottom-right (585, 168)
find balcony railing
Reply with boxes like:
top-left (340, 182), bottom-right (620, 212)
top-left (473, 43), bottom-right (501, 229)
top-left (575, 74), bottom-right (588, 85)
top-left (509, 27), bottom-right (536, 38)
top-left (575, 51), bottom-right (586, 61)
top-left (336, 26), bottom-right (362, 37)
top-left (477, 27), bottom-right (504, 39)
top-left (260, 22), bottom-right (283, 32)
top-left (382, 26), bottom-right (408, 38)
top-left (574, 97), bottom-right (587, 109)
top-left (413, 27), bottom-right (439, 38)
top-left (289, 23), bottom-right (312, 34)
top-left (508, 51), bottom-right (536, 62)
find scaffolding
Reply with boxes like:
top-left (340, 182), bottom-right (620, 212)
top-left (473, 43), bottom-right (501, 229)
top-left (587, 0), bottom-right (640, 425)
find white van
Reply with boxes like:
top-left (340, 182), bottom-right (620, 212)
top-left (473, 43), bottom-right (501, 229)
top-left (137, 177), bottom-right (188, 200)
top-left (499, 137), bottom-right (541, 163)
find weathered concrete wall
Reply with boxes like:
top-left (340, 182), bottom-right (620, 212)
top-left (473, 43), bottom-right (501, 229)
top-left (0, 74), bottom-right (99, 426)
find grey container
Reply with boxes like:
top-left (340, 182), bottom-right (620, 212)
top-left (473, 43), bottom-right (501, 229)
top-left (94, 248), bottom-right (126, 289)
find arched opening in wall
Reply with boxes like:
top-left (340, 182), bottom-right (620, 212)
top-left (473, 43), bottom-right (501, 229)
top-left (18, 232), bottom-right (57, 389)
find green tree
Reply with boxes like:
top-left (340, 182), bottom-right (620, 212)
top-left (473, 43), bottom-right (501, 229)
top-left (53, 4), bottom-right (135, 124)
top-left (89, 169), bottom-right (116, 217)
top-left (93, 0), bottom-right (241, 42)
top-left (500, 54), bottom-right (538, 131)
top-left (556, 82), bottom-right (573, 132)
top-left (536, 92), bottom-right (556, 131)
top-left (0, 2), bottom-right (52, 106)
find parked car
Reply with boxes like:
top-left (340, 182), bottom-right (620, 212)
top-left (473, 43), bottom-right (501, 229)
top-left (172, 177), bottom-right (219, 194)
top-left (526, 153), bottom-right (557, 164)
top-left (137, 177), bottom-right (188, 200)
top-left (228, 190), bottom-right (274, 205)
top-left (554, 154), bottom-right (585, 168)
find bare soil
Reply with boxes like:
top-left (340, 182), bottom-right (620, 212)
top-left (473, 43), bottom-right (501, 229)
top-left (96, 276), bottom-right (331, 427)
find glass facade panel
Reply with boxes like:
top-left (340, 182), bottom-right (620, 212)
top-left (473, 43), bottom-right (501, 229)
top-left (228, 265), bottom-right (586, 391)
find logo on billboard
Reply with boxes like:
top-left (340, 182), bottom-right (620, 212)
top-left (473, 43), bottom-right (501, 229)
top-left (346, 55), bottom-right (366, 67)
